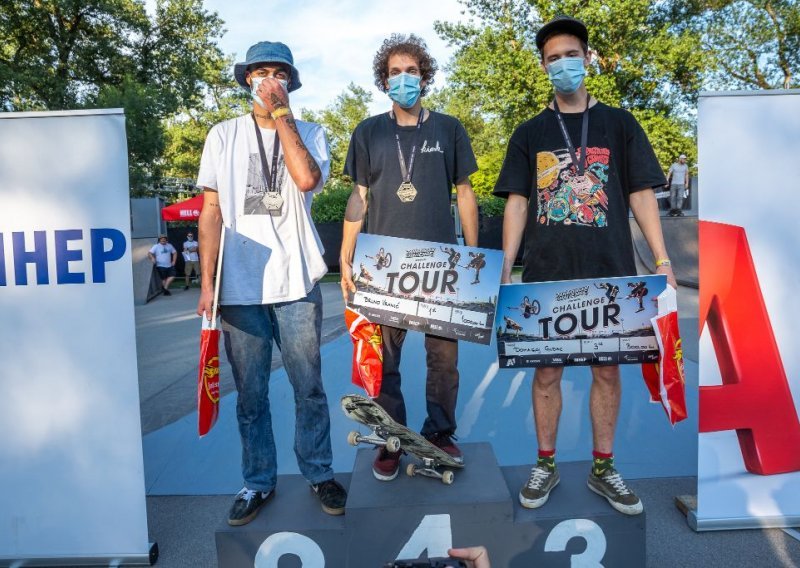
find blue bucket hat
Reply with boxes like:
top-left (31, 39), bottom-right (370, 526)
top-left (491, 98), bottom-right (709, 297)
top-left (234, 41), bottom-right (302, 93)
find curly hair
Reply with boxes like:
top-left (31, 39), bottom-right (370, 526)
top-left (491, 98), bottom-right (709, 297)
top-left (373, 34), bottom-right (438, 97)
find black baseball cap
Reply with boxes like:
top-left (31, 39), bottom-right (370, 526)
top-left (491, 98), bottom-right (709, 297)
top-left (535, 16), bottom-right (589, 52)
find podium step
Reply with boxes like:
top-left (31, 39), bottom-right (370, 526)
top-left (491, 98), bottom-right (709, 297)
top-left (215, 445), bottom-right (646, 567)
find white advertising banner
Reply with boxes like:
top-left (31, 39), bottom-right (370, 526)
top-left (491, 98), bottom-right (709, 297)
top-left (0, 110), bottom-right (152, 563)
top-left (696, 91), bottom-right (800, 530)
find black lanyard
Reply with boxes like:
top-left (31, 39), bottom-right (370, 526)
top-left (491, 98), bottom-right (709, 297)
top-left (553, 96), bottom-right (590, 177)
top-left (392, 109), bottom-right (425, 183)
top-left (252, 113), bottom-right (281, 192)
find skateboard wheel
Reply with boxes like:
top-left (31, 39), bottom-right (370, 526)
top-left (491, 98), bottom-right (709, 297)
top-left (386, 436), bottom-right (401, 453)
top-left (406, 463), bottom-right (416, 477)
top-left (347, 431), bottom-right (361, 446)
top-left (442, 470), bottom-right (454, 485)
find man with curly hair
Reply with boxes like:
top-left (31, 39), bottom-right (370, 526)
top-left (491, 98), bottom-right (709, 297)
top-left (340, 34), bottom-right (480, 481)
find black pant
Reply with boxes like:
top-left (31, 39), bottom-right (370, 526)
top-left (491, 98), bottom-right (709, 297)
top-left (376, 325), bottom-right (459, 436)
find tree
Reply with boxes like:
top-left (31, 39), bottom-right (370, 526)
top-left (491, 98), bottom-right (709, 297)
top-left (0, 0), bottom-right (227, 192)
top-left (301, 83), bottom-right (372, 183)
top-left (433, 0), bottom-right (706, 178)
top-left (699, 0), bottom-right (799, 90)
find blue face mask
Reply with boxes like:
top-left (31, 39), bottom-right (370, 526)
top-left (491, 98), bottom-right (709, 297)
top-left (388, 73), bottom-right (421, 108)
top-left (546, 57), bottom-right (587, 94)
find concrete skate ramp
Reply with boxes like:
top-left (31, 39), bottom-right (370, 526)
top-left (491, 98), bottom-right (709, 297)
top-left (630, 215), bottom-right (698, 288)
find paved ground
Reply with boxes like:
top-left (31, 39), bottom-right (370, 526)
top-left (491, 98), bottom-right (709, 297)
top-left (135, 279), bottom-right (799, 567)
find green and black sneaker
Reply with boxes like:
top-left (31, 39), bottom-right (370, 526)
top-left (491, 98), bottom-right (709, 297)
top-left (587, 467), bottom-right (643, 515)
top-left (519, 463), bottom-right (560, 509)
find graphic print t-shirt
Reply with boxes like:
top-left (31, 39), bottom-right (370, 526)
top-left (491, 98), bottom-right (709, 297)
top-left (196, 114), bottom-right (331, 305)
top-left (494, 102), bottom-right (665, 282)
top-left (343, 110), bottom-right (478, 244)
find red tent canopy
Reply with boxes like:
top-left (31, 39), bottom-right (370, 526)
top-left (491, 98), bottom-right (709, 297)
top-left (161, 194), bottom-right (203, 221)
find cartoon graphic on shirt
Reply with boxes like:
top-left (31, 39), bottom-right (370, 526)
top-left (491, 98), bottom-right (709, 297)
top-left (244, 153), bottom-right (287, 215)
top-left (536, 147), bottom-right (610, 228)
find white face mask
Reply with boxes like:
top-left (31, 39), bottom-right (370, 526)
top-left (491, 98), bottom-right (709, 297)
top-left (251, 77), bottom-right (289, 109)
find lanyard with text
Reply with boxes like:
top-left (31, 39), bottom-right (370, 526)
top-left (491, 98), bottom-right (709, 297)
top-left (553, 95), bottom-right (590, 177)
top-left (392, 108), bottom-right (425, 203)
top-left (252, 113), bottom-right (283, 211)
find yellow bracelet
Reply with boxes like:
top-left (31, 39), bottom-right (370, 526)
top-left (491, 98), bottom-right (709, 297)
top-left (271, 107), bottom-right (292, 120)
top-left (655, 258), bottom-right (672, 267)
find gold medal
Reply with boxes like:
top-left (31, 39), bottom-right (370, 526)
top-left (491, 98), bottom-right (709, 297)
top-left (397, 182), bottom-right (418, 203)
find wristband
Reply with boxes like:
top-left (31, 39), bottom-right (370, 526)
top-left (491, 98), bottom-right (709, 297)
top-left (655, 258), bottom-right (671, 267)
top-left (271, 107), bottom-right (292, 120)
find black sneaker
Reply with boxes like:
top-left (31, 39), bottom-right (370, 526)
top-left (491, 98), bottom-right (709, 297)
top-left (425, 432), bottom-right (464, 464)
top-left (588, 467), bottom-right (643, 515)
top-left (311, 478), bottom-right (347, 515)
top-left (519, 464), bottom-right (560, 509)
top-left (163, 288), bottom-right (171, 296)
top-left (184, 285), bottom-right (189, 290)
top-left (228, 487), bottom-right (273, 526)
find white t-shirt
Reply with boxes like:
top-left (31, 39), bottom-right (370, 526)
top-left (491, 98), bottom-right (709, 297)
top-left (196, 114), bottom-right (330, 305)
top-left (668, 162), bottom-right (689, 186)
top-left (149, 243), bottom-right (176, 268)
top-left (183, 239), bottom-right (199, 262)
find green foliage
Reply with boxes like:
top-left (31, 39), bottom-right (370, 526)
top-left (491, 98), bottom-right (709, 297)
top-left (477, 193), bottom-right (507, 217)
top-left (0, 0), bottom-right (227, 192)
top-left (424, 0), bottom-right (738, 188)
top-left (311, 179), bottom-right (353, 223)
top-left (162, 79), bottom-right (250, 179)
top-left (699, 0), bottom-right (799, 90)
top-left (301, 83), bottom-right (372, 182)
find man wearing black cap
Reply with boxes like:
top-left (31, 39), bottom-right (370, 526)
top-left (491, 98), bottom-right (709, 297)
top-left (196, 41), bottom-right (346, 525)
top-left (494, 16), bottom-right (676, 516)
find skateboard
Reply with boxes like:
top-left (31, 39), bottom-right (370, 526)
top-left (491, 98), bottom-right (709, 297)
top-left (341, 394), bottom-right (464, 484)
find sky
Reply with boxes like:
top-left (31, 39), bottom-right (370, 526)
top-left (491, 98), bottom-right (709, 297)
top-left (146, 0), bottom-right (473, 115)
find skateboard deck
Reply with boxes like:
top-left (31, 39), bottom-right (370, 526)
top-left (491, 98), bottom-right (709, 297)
top-left (341, 394), bottom-right (463, 484)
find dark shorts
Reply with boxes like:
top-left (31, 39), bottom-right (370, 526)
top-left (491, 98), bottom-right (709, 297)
top-left (156, 266), bottom-right (176, 279)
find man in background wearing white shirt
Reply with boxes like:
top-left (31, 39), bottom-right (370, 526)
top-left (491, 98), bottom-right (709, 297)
top-left (147, 235), bottom-right (177, 296)
top-left (667, 154), bottom-right (690, 216)
top-left (182, 231), bottom-right (200, 290)
top-left (195, 41), bottom-right (346, 526)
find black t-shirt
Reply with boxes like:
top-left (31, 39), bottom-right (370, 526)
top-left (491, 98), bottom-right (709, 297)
top-left (494, 102), bottom-right (665, 282)
top-left (344, 110), bottom-right (478, 244)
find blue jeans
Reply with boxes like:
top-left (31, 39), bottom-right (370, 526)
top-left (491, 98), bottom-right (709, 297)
top-left (221, 284), bottom-right (333, 492)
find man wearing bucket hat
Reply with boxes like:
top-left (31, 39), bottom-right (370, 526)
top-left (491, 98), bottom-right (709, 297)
top-left (196, 41), bottom-right (347, 525)
top-left (494, 16), bottom-right (676, 516)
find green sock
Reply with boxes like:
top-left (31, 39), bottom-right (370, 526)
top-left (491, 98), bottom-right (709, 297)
top-left (592, 455), bottom-right (614, 476)
top-left (537, 452), bottom-right (556, 471)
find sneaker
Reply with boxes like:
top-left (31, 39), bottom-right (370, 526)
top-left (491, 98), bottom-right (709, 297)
top-left (311, 478), bottom-right (347, 516)
top-left (227, 487), bottom-right (273, 526)
top-left (163, 288), bottom-right (171, 296)
top-left (587, 467), bottom-right (643, 515)
top-left (184, 285), bottom-right (189, 290)
top-left (373, 447), bottom-right (401, 481)
top-left (519, 465), bottom-right (560, 509)
top-left (425, 432), bottom-right (464, 464)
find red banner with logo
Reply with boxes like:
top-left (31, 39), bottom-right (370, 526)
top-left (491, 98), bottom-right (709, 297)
top-left (345, 308), bottom-right (383, 398)
top-left (641, 287), bottom-right (687, 425)
top-left (198, 327), bottom-right (221, 436)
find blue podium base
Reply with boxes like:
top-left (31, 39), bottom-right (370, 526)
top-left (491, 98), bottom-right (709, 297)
top-left (215, 443), bottom-right (645, 567)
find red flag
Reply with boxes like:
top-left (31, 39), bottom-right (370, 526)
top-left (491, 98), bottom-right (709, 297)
top-left (197, 226), bottom-right (225, 437)
top-left (198, 326), bottom-right (221, 436)
top-left (345, 308), bottom-right (383, 398)
top-left (641, 287), bottom-right (687, 425)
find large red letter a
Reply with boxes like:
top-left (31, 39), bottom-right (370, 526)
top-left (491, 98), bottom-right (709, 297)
top-left (699, 221), bottom-right (800, 475)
